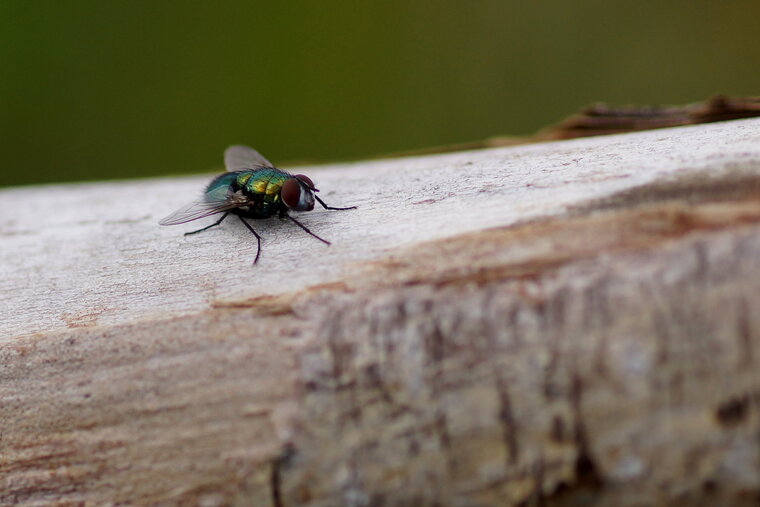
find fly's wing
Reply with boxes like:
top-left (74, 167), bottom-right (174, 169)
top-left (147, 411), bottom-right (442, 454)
top-left (158, 198), bottom-right (239, 226)
top-left (160, 172), bottom-right (252, 226)
top-left (224, 145), bottom-right (274, 171)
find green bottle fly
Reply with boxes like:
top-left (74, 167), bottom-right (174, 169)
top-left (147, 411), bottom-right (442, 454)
top-left (159, 145), bottom-right (356, 264)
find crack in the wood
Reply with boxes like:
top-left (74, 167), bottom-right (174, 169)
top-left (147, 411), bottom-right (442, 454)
top-left (427, 320), bottom-right (456, 475)
top-left (495, 375), bottom-right (519, 465)
top-left (569, 371), bottom-right (601, 490)
top-left (550, 415), bottom-right (567, 444)
top-left (270, 458), bottom-right (284, 507)
top-left (269, 444), bottom-right (295, 507)
top-left (326, 309), bottom-right (349, 385)
top-left (715, 395), bottom-right (751, 427)
top-left (532, 457), bottom-right (547, 506)
top-left (483, 294), bottom-right (521, 466)
top-left (737, 297), bottom-right (754, 370)
top-left (584, 281), bottom-right (628, 395)
top-left (646, 283), bottom-right (672, 369)
top-left (542, 332), bottom-right (562, 400)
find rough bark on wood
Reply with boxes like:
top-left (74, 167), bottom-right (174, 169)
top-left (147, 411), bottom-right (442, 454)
top-left (2, 120), bottom-right (760, 505)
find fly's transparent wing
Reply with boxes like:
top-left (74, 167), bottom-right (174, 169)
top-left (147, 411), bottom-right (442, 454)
top-left (224, 145), bottom-right (274, 171)
top-left (158, 199), bottom-right (238, 226)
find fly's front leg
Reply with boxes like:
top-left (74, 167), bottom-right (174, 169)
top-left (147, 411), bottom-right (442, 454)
top-left (287, 214), bottom-right (330, 245)
top-left (314, 195), bottom-right (356, 211)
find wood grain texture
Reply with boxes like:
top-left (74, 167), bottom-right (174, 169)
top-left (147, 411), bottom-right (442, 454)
top-left (2, 119), bottom-right (760, 505)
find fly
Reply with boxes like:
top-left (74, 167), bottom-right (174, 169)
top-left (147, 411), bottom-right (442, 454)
top-left (159, 145), bottom-right (356, 264)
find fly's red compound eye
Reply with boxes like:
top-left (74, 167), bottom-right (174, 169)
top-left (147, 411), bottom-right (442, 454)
top-left (281, 178), bottom-right (302, 208)
top-left (295, 174), bottom-right (315, 189)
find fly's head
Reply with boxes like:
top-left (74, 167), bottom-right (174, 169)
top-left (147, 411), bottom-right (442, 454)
top-left (281, 174), bottom-right (316, 211)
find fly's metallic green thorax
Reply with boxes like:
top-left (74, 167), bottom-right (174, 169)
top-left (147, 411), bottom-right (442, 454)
top-left (206, 168), bottom-right (290, 219)
top-left (159, 145), bottom-right (356, 264)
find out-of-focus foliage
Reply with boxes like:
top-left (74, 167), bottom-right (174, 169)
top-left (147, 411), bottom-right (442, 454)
top-left (1, 1), bottom-right (759, 186)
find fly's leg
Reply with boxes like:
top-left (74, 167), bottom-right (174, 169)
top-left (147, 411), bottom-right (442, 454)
top-left (314, 195), bottom-right (357, 211)
top-left (238, 215), bottom-right (263, 264)
top-left (287, 215), bottom-right (330, 245)
top-left (184, 212), bottom-right (230, 236)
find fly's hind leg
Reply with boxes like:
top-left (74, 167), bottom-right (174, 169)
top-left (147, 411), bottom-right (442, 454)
top-left (238, 215), bottom-right (263, 264)
top-left (184, 212), bottom-right (231, 236)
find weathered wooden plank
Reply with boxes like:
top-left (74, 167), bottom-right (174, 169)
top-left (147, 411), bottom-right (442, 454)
top-left (2, 119), bottom-right (760, 505)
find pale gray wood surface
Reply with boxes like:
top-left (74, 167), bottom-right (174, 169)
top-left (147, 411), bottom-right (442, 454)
top-left (2, 119), bottom-right (760, 505)
top-left (3, 119), bottom-right (760, 339)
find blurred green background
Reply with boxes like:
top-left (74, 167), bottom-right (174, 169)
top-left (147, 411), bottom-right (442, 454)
top-left (2, 1), bottom-right (759, 187)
